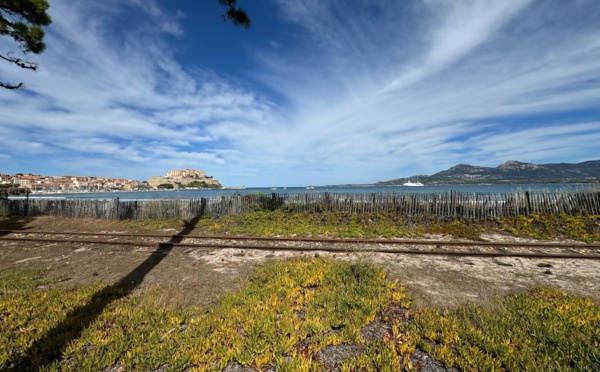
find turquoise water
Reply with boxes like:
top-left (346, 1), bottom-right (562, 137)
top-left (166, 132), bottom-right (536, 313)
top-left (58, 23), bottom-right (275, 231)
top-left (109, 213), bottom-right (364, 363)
top-left (22, 184), bottom-right (599, 201)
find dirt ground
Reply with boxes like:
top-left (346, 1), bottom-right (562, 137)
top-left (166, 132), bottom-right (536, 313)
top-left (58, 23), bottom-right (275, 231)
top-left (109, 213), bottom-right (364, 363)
top-left (1, 217), bottom-right (599, 309)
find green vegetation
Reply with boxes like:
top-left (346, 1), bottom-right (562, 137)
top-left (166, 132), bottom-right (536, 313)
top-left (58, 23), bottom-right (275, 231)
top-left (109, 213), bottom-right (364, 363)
top-left (2, 260), bottom-right (598, 371)
top-left (406, 287), bottom-right (600, 371)
top-left (0, 268), bottom-right (48, 294)
top-left (500, 213), bottom-right (600, 242)
top-left (1, 259), bottom-right (410, 371)
top-left (197, 211), bottom-right (421, 239)
top-left (187, 180), bottom-right (222, 189)
top-left (195, 210), bottom-right (600, 242)
top-left (155, 181), bottom-right (222, 190)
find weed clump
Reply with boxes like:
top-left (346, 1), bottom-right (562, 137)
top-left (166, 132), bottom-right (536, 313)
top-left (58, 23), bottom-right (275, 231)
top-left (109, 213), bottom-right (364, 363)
top-left (197, 211), bottom-right (422, 239)
top-left (500, 213), bottom-right (600, 242)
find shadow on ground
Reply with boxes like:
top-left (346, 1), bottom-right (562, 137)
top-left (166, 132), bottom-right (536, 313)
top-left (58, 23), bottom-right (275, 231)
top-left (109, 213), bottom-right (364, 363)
top-left (0, 216), bottom-right (33, 237)
top-left (7, 214), bottom-right (204, 371)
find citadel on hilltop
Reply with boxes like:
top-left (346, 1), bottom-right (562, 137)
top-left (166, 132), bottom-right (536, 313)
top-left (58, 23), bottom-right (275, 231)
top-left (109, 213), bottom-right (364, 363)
top-left (148, 168), bottom-right (221, 190)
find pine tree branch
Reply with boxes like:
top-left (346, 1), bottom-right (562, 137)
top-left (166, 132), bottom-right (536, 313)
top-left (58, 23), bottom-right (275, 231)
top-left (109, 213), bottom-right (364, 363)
top-left (0, 53), bottom-right (38, 70)
top-left (0, 1), bottom-right (51, 89)
top-left (0, 80), bottom-right (23, 89)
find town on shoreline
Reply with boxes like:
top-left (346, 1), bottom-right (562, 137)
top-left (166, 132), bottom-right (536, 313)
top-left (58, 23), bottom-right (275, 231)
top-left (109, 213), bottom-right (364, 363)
top-left (0, 168), bottom-right (221, 193)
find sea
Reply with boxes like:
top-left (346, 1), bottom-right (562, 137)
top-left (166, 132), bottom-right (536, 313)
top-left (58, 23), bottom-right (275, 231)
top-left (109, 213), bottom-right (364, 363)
top-left (16, 184), bottom-right (599, 201)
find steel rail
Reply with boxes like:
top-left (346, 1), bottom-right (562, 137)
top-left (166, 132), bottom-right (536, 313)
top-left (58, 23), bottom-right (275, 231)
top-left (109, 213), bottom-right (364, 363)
top-left (1, 230), bottom-right (599, 249)
top-left (1, 235), bottom-right (599, 260)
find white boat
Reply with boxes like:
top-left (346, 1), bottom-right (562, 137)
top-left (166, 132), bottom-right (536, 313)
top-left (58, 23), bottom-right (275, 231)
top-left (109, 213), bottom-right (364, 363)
top-left (306, 186), bottom-right (315, 189)
top-left (402, 177), bottom-right (424, 187)
top-left (402, 181), bottom-right (424, 187)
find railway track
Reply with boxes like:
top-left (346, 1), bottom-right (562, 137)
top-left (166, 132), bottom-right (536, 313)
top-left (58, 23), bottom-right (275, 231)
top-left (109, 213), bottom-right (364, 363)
top-left (1, 230), bottom-right (600, 260)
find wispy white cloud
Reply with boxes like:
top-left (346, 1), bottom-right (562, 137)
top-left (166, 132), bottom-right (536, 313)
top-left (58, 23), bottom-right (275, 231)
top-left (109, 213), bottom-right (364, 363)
top-left (227, 0), bottom-right (600, 184)
top-left (0, 0), bottom-right (273, 181)
top-left (128, 0), bottom-right (184, 36)
top-left (0, 0), bottom-right (598, 186)
top-left (466, 122), bottom-right (600, 164)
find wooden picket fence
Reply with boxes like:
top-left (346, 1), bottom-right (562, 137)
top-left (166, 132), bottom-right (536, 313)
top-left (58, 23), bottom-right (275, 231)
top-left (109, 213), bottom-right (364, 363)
top-left (1, 190), bottom-right (599, 221)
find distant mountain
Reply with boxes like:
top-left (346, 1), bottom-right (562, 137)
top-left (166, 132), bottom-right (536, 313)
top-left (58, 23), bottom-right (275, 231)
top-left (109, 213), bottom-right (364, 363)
top-left (377, 160), bottom-right (600, 185)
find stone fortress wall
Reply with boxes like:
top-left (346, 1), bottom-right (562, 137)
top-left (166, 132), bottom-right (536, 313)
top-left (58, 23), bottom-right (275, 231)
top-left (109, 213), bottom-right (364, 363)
top-left (148, 168), bottom-right (219, 189)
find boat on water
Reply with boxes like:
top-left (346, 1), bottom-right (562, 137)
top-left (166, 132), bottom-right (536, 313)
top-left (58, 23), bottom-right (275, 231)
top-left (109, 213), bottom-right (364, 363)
top-left (402, 177), bottom-right (424, 187)
top-left (306, 186), bottom-right (315, 189)
top-left (402, 181), bottom-right (424, 187)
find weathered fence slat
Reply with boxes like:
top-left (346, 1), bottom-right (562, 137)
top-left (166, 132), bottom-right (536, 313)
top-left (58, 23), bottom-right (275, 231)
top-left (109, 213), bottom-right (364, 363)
top-left (2, 189), bottom-right (599, 221)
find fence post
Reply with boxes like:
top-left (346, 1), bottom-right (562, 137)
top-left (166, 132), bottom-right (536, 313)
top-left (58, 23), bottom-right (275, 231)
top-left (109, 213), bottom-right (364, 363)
top-left (25, 192), bottom-right (30, 217)
top-left (450, 190), bottom-right (456, 218)
top-left (525, 191), bottom-right (531, 217)
top-left (112, 197), bottom-right (120, 220)
top-left (200, 197), bottom-right (207, 217)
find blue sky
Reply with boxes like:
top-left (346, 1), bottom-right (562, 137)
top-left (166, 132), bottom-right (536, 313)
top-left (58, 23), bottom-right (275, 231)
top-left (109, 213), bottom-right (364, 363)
top-left (0, 0), bottom-right (599, 187)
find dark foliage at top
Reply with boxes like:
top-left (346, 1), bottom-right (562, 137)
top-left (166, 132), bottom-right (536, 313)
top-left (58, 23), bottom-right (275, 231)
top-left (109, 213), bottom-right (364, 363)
top-left (0, 0), bottom-right (52, 89)
top-left (219, 0), bottom-right (251, 28)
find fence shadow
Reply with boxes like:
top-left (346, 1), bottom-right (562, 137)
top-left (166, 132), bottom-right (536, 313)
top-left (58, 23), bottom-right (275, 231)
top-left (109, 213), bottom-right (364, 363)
top-left (0, 215), bottom-right (33, 238)
top-left (8, 214), bottom-right (204, 370)
top-left (1, 193), bottom-right (38, 237)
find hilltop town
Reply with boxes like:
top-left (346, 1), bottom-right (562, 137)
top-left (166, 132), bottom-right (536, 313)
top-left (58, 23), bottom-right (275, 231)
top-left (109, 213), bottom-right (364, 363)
top-left (0, 168), bottom-right (221, 192)
top-left (0, 172), bottom-right (148, 192)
